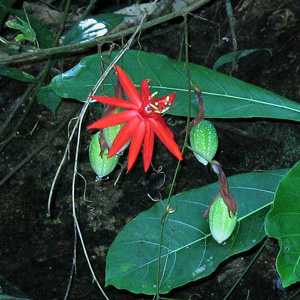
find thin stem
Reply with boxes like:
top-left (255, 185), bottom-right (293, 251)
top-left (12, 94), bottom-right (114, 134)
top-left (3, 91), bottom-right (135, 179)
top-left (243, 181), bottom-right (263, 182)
top-left (0, 80), bottom-right (37, 138)
top-left (287, 288), bottom-right (300, 300)
top-left (222, 238), bottom-right (269, 300)
top-left (155, 14), bottom-right (193, 298)
top-left (0, 105), bottom-right (79, 187)
top-left (224, 0), bottom-right (238, 70)
top-left (0, 59), bottom-right (51, 152)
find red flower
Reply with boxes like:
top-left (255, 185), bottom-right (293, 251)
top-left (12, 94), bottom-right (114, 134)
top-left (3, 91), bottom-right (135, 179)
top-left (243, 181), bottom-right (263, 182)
top-left (87, 65), bottom-right (183, 171)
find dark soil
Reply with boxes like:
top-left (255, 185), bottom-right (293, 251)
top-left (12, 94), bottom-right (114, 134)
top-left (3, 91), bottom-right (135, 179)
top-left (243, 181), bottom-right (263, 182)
top-left (1, 1), bottom-right (300, 300)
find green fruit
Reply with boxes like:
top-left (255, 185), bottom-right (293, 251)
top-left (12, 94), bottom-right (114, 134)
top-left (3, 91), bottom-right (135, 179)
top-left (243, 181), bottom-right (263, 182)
top-left (89, 132), bottom-right (119, 178)
top-left (103, 108), bottom-right (129, 153)
top-left (209, 197), bottom-right (238, 244)
top-left (190, 120), bottom-right (218, 165)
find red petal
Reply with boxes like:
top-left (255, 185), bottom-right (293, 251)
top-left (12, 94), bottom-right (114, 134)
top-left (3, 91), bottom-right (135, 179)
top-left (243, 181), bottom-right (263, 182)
top-left (156, 93), bottom-right (176, 104)
top-left (90, 96), bottom-right (138, 110)
top-left (87, 110), bottom-right (137, 129)
top-left (127, 121), bottom-right (146, 170)
top-left (108, 116), bottom-right (141, 157)
top-left (149, 119), bottom-right (183, 161)
top-left (154, 116), bottom-right (174, 139)
top-left (140, 80), bottom-right (151, 106)
top-left (143, 120), bottom-right (154, 171)
top-left (114, 65), bottom-right (142, 107)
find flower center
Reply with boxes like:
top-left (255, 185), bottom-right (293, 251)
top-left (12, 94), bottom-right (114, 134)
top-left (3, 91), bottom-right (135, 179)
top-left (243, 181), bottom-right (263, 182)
top-left (139, 92), bottom-right (172, 119)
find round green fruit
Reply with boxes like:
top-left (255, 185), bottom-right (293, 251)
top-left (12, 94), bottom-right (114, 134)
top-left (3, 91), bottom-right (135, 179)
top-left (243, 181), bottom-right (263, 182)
top-left (209, 197), bottom-right (238, 244)
top-left (89, 132), bottom-right (119, 178)
top-left (190, 120), bottom-right (218, 165)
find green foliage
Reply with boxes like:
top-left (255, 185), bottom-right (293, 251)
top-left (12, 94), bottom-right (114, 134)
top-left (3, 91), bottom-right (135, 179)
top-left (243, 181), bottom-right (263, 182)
top-left (49, 50), bottom-right (300, 121)
top-left (37, 87), bottom-right (62, 115)
top-left (64, 13), bottom-right (126, 45)
top-left (0, 65), bottom-right (38, 83)
top-left (265, 161), bottom-right (300, 287)
top-left (106, 169), bottom-right (287, 294)
top-left (6, 16), bottom-right (36, 44)
top-left (0, 5), bottom-right (53, 48)
top-left (213, 48), bottom-right (272, 70)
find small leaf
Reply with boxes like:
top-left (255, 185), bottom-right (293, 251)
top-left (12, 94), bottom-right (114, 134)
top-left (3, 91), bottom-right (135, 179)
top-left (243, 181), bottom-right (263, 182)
top-left (106, 169), bottom-right (287, 294)
top-left (64, 13), bottom-right (126, 45)
top-left (213, 48), bottom-right (272, 70)
top-left (6, 16), bottom-right (36, 43)
top-left (0, 65), bottom-right (38, 83)
top-left (37, 86), bottom-right (62, 115)
top-left (265, 160), bottom-right (300, 287)
top-left (1, 5), bottom-right (53, 48)
top-left (49, 50), bottom-right (300, 122)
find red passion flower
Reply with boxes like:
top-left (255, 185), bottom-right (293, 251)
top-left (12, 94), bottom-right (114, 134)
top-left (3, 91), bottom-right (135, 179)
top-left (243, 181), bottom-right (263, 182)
top-left (87, 65), bottom-right (183, 171)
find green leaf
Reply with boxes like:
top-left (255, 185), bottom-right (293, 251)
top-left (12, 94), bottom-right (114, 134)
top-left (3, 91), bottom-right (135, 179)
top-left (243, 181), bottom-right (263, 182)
top-left (265, 161), bottom-right (300, 287)
top-left (0, 65), bottom-right (38, 83)
top-left (106, 169), bottom-right (287, 294)
top-left (49, 50), bottom-right (300, 121)
top-left (1, 5), bottom-right (53, 48)
top-left (64, 13), bottom-right (126, 45)
top-left (213, 48), bottom-right (272, 70)
top-left (6, 16), bottom-right (36, 43)
top-left (37, 86), bottom-right (62, 115)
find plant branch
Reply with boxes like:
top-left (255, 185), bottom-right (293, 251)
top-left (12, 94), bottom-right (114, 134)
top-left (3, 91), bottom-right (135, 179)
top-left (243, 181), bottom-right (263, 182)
top-left (0, 0), bottom-right (211, 66)
top-left (0, 105), bottom-right (79, 187)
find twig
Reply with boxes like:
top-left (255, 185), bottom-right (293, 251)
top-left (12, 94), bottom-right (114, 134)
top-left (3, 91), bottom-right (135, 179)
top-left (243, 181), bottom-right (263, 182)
top-left (79, 0), bottom-right (97, 21)
top-left (0, 105), bottom-right (79, 187)
top-left (224, 0), bottom-right (238, 70)
top-left (0, 0), bottom-right (211, 66)
top-left (222, 238), bottom-right (269, 300)
top-left (0, 59), bottom-right (52, 152)
top-left (155, 13), bottom-right (192, 298)
top-left (0, 79), bottom-right (37, 138)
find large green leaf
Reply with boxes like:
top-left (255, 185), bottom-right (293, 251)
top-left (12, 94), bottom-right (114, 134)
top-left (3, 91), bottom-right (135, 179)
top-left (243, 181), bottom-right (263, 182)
top-left (265, 161), bottom-right (300, 287)
top-left (106, 169), bottom-right (287, 294)
top-left (49, 50), bottom-right (300, 121)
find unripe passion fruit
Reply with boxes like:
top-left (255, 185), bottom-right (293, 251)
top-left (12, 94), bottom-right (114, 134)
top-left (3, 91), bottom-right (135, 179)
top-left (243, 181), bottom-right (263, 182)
top-left (103, 107), bottom-right (129, 153)
top-left (209, 197), bottom-right (238, 244)
top-left (89, 132), bottom-right (119, 178)
top-left (190, 120), bottom-right (218, 165)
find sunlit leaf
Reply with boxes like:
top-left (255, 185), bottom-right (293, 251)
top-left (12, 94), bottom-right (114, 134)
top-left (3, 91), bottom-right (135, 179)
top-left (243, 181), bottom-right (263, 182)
top-left (106, 169), bottom-right (287, 294)
top-left (213, 48), bottom-right (272, 70)
top-left (265, 161), bottom-right (300, 287)
top-left (49, 50), bottom-right (300, 121)
top-left (64, 13), bottom-right (126, 45)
